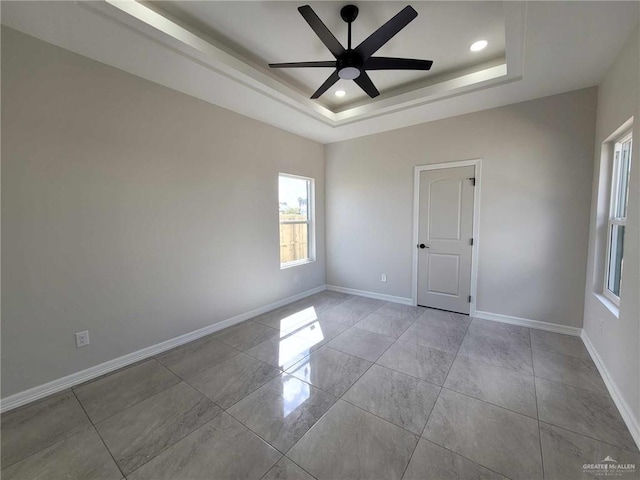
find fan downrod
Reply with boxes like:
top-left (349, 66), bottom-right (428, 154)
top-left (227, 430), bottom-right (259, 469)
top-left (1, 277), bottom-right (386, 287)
top-left (340, 5), bottom-right (359, 23)
top-left (338, 5), bottom-right (362, 80)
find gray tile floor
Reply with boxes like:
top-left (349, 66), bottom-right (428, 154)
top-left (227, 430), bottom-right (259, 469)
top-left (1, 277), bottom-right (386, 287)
top-left (2, 291), bottom-right (639, 479)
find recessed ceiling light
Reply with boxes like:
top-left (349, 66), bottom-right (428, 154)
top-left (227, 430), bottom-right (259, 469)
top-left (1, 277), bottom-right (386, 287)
top-left (335, 90), bottom-right (346, 97)
top-left (470, 40), bottom-right (488, 52)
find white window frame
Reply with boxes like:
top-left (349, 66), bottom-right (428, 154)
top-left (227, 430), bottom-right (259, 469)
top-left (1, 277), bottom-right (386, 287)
top-left (603, 130), bottom-right (632, 306)
top-left (278, 173), bottom-right (315, 269)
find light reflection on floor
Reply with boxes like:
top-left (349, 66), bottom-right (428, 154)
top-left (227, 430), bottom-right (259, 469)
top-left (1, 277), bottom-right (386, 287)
top-left (282, 374), bottom-right (310, 417)
top-left (278, 306), bottom-right (324, 417)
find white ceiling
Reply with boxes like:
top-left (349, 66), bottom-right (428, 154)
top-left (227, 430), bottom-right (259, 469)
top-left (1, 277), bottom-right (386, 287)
top-left (148, 1), bottom-right (507, 109)
top-left (1, 1), bottom-right (639, 144)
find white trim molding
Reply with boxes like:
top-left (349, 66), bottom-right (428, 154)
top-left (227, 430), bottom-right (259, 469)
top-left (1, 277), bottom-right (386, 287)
top-left (474, 310), bottom-right (582, 336)
top-left (0, 1), bottom-right (528, 143)
top-left (0, 285), bottom-right (327, 413)
top-left (412, 158), bottom-right (482, 315)
top-left (581, 331), bottom-right (640, 450)
top-left (326, 285), bottom-right (413, 306)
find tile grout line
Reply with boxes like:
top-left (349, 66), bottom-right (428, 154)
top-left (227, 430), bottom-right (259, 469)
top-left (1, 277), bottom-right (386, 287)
top-left (214, 326), bottom-right (280, 351)
top-left (122, 410), bottom-right (234, 479)
top-left (155, 343), bottom-right (244, 381)
top-left (536, 420), bottom-right (640, 456)
top-left (421, 312), bottom-right (473, 430)
top-left (244, 294), bottom-right (382, 373)
top-left (405, 320), bottom-right (541, 422)
top-left (533, 373), bottom-right (621, 398)
top-left (272, 297), bottom-right (395, 476)
top-left (439, 385), bottom-right (538, 421)
top-left (71, 389), bottom-right (127, 480)
top-left (282, 303), bottom-right (426, 477)
top-left (121, 299), bottom-right (355, 480)
top-left (281, 456), bottom-right (318, 480)
top-left (224, 406), bottom-right (290, 456)
top-left (530, 329), bottom-right (546, 480)
top-left (533, 375), bottom-right (638, 451)
top-left (411, 314), bottom-right (518, 480)
top-left (223, 382), bottom-right (340, 480)
top-left (220, 366), bottom-right (339, 453)
top-left (180, 295), bottom-right (370, 422)
top-left (420, 437), bottom-right (517, 480)
top-left (364, 361), bottom-right (443, 390)
top-left (100, 382), bottom-right (227, 477)
top-left (72, 359), bottom-right (182, 426)
top-left (3, 368), bottom-right (207, 477)
top-left (251, 298), bottom-right (352, 330)
top-left (138, 295), bottom-right (353, 477)
top-left (314, 311), bottom-right (464, 452)
top-left (337, 395), bottom-right (428, 438)
top-left (70, 356), bottom-right (158, 391)
top-left (335, 325), bottom-right (440, 435)
top-left (398, 426), bottom-right (424, 479)
top-left (183, 355), bottom-right (281, 414)
top-left (398, 316), bottom-right (450, 480)
top-left (0, 423), bottom-right (92, 472)
top-left (257, 454), bottom-right (318, 480)
top-left (401, 312), bottom-right (473, 479)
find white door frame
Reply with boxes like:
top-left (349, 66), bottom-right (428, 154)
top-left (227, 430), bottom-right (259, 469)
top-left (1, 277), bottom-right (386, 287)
top-left (412, 159), bottom-right (482, 315)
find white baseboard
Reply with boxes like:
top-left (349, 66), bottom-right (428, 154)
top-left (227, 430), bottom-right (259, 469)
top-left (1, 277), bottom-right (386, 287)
top-left (581, 330), bottom-right (640, 451)
top-left (0, 285), bottom-right (327, 413)
top-left (326, 285), bottom-right (414, 306)
top-left (474, 310), bottom-right (582, 336)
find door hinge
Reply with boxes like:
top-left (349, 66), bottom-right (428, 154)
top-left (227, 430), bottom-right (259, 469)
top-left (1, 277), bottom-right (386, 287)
top-left (470, 238), bottom-right (474, 246)
top-left (469, 177), bottom-right (476, 186)
top-left (468, 295), bottom-right (472, 303)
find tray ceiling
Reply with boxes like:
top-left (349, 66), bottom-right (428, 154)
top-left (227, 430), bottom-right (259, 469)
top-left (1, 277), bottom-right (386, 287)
top-left (1, 1), bottom-right (638, 143)
top-left (148, 1), bottom-right (507, 110)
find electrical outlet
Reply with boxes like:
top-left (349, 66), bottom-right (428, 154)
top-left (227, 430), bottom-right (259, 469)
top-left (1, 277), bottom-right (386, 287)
top-left (381, 274), bottom-right (387, 283)
top-left (75, 330), bottom-right (90, 348)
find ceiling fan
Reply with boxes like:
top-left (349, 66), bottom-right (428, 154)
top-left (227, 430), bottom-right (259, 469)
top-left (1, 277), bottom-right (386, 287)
top-left (269, 4), bottom-right (433, 99)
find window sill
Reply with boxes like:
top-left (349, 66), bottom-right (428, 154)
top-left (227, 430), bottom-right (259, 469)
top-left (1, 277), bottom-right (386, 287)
top-left (280, 258), bottom-right (316, 270)
top-left (593, 293), bottom-right (620, 318)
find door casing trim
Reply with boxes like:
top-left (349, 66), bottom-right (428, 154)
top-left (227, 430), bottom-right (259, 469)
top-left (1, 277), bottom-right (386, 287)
top-left (412, 159), bottom-right (482, 314)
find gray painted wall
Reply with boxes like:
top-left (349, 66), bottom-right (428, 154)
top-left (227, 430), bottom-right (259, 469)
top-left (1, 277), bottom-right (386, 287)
top-left (326, 88), bottom-right (597, 328)
top-left (583, 26), bottom-right (640, 426)
top-left (1, 28), bottom-right (325, 397)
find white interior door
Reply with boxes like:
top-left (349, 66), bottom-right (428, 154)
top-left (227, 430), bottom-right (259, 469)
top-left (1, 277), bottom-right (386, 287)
top-left (417, 166), bottom-right (475, 314)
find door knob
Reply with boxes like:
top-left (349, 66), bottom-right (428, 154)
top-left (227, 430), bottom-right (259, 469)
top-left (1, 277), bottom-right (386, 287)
top-left (418, 243), bottom-right (429, 249)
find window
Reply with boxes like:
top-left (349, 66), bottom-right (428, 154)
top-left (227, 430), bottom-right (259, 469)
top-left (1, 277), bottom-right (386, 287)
top-left (279, 174), bottom-right (314, 268)
top-left (604, 131), bottom-right (632, 305)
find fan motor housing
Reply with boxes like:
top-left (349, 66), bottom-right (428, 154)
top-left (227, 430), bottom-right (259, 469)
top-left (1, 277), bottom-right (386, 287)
top-left (337, 51), bottom-right (363, 79)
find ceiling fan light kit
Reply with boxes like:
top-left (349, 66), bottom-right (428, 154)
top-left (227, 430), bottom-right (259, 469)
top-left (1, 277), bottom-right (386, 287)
top-left (269, 4), bottom-right (433, 99)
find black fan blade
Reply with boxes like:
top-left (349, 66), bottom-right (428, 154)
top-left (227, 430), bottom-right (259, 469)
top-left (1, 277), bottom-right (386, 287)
top-left (364, 57), bottom-right (433, 71)
top-left (269, 61), bottom-right (336, 68)
top-left (298, 6), bottom-right (345, 58)
top-left (311, 71), bottom-right (340, 99)
top-left (355, 6), bottom-right (418, 60)
top-left (354, 72), bottom-right (380, 98)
